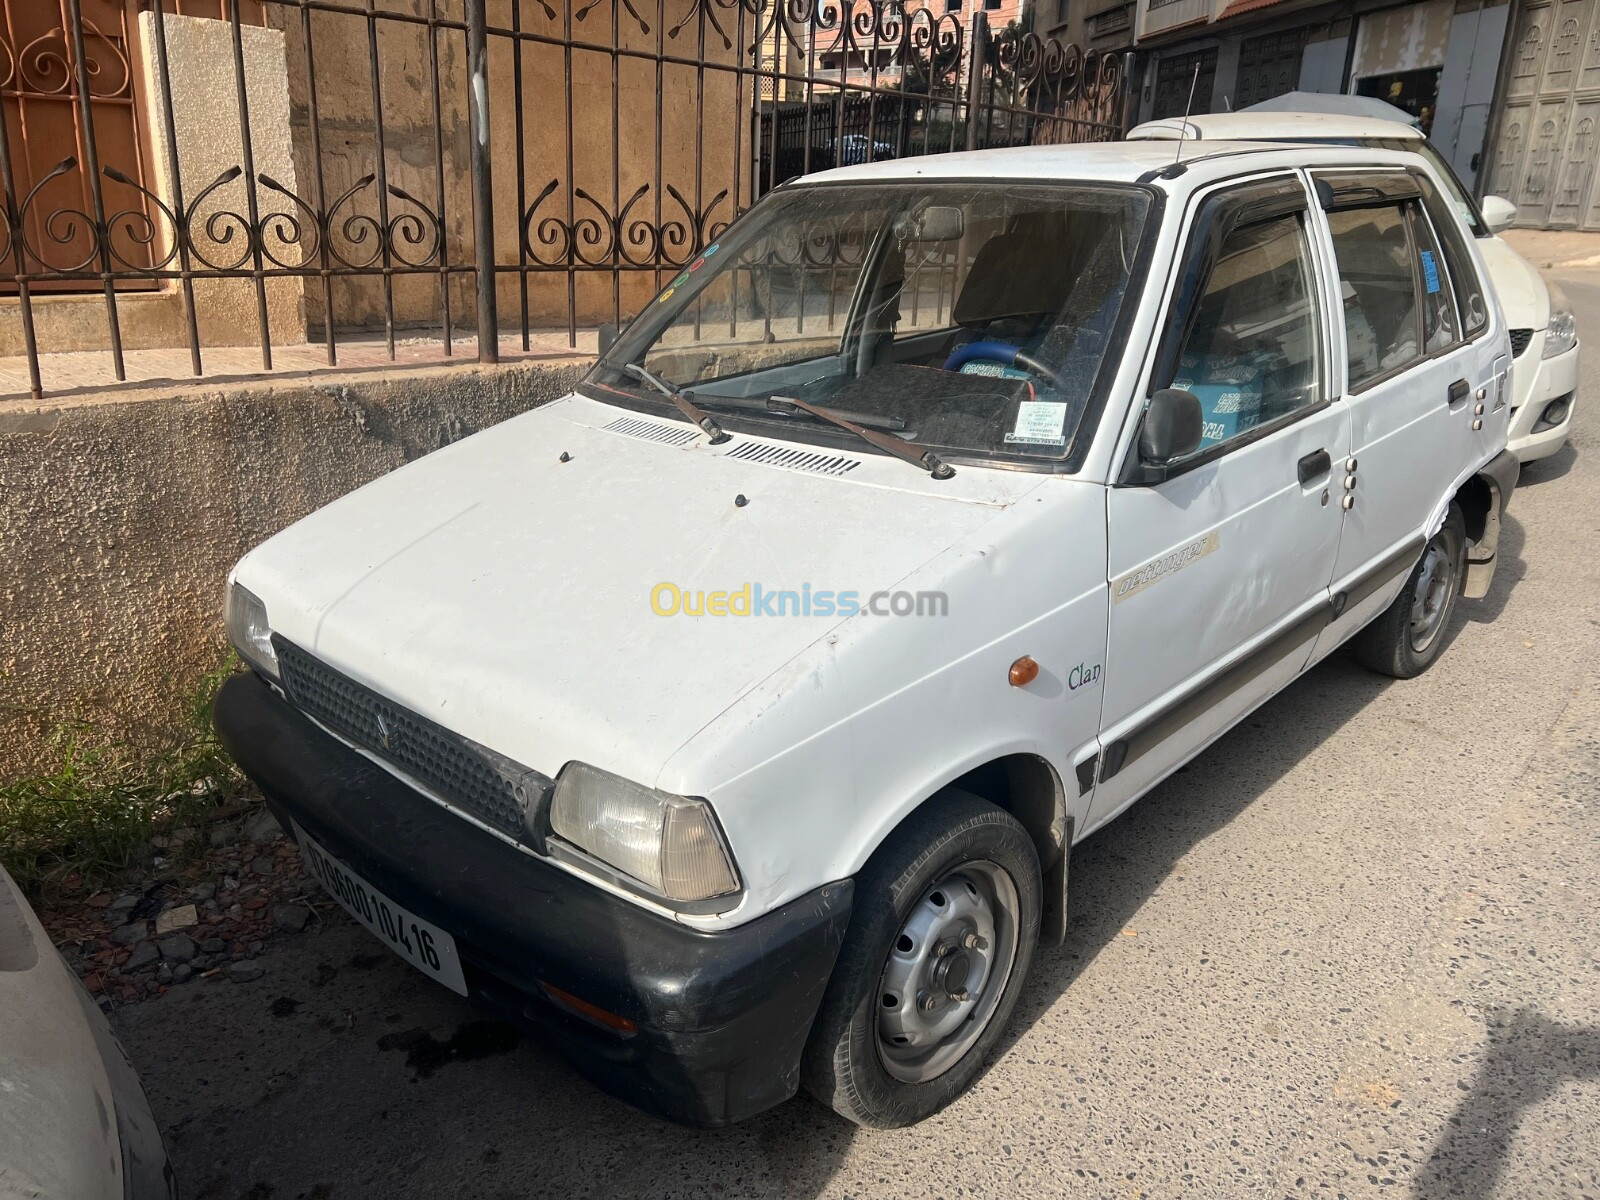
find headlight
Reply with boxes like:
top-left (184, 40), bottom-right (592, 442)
top-left (550, 763), bottom-right (740, 903)
top-left (224, 581), bottom-right (278, 679)
top-left (1544, 310), bottom-right (1578, 358)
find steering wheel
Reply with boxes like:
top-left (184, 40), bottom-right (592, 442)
top-left (944, 340), bottom-right (1067, 393)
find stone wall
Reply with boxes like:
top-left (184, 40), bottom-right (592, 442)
top-left (0, 359), bottom-right (586, 784)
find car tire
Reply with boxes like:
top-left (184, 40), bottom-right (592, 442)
top-left (1353, 505), bottom-right (1467, 679)
top-left (801, 789), bottom-right (1041, 1128)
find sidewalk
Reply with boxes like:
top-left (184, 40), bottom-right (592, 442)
top-left (1501, 227), bottom-right (1600, 270)
top-left (0, 328), bottom-right (599, 405)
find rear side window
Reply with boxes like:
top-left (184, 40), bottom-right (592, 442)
top-left (1164, 213), bottom-right (1324, 454)
top-left (1416, 174), bottom-right (1489, 336)
top-left (1407, 204), bottom-right (1460, 352)
top-left (1327, 204), bottom-right (1422, 390)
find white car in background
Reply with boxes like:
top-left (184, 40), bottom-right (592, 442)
top-left (1129, 110), bottom-right (1580, 463)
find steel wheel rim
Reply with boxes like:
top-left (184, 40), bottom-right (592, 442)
top-left (1409, 537), bottom-right (1457, 653)
top-left (875, 861), bottom-right (1020, 1084)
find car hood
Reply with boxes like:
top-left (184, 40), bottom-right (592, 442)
top-left (238, 394), bottom-right (1045, 787)
top-left (1479, 235), bottom-right (1550, 329)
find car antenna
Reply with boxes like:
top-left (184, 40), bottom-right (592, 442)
top-left (1173, 62), bottom-right (1201, 167)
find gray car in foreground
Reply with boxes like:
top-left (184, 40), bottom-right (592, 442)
top-left (0, 866), bottom-right (175, 1200)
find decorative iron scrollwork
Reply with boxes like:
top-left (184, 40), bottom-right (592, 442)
top-left (523, 179), bottom-right (729, 269)
top-left (0, 157), bottom-right (444, 278)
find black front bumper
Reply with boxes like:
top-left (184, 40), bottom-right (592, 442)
top-left (214, 672), bottom-right (852, 1127)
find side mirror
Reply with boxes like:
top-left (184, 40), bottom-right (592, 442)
top-left (1138, 387), bottom-right (1204, 471)
top-left (1480, 195), bottom-right (1517, 235)
top-left (597, 323), bottom-right (619, 356)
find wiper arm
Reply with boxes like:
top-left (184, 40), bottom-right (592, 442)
top-left (777, 395), bottom-right (954, 479)
top-left (694, 393), bottom-right (908, 432)
top-left (622, 363), bottom-right (730, 445)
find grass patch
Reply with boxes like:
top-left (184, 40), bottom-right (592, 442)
top-left (0, 657), bottom-right (248, 895)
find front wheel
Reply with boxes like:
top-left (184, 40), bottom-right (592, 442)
top-left (801, 790), bottom-right (1041, 1128)
top-left (1353, 505), bottom-right (1467, 679)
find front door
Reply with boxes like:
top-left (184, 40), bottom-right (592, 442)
top-left (1088, 176), bottom-right (1350, 833)
top-left (1310, 169), bottom-right (1504, 659)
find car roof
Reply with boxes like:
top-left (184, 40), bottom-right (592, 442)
top-left (1128, 112), bottom-right (1424, 143)
top-left (795, 138), bottom-right (1430, 190)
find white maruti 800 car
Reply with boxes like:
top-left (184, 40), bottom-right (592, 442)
top-left (1129, 105), bottom-right (1580, 462)
top-left (215, 140), bottom-right (1520, 1129)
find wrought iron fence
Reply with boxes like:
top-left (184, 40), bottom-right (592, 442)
top-left (0, 0), bottom-right (1125, 399)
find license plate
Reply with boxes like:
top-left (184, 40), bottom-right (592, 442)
top-left (294, 822), bottom-right (468, 995)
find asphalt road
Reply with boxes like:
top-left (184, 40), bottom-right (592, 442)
top-left (118, 272), bottom-right (1600, 1200)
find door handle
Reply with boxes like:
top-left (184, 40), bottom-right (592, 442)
top-left (1448, 378), bottom-right (1471, 406)
top-left (1297, 448), bottom-right (1332, 485)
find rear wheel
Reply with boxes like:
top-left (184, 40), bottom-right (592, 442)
top-left (801, 790), bottom-right (1041, 1128)
top-left (1353, 506), bottom-right (1467, 679)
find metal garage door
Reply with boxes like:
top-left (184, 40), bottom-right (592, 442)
top-left (1489, 0), bottom-right (1600, 228)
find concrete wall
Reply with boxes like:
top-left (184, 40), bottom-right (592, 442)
top-left (144, 13), bottom-right (306, 350)
top-left (0, 359), bottom-right (586, 784)
top-left (276, 0), bottom-right (748, 334)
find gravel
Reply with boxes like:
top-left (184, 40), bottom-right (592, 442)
top-left (273, 904), bottom-right (311, 933)
top-left (154, 903), bottom-right (199, 936)
top-left (158, 934), bottom-right (198, 963)
top-left (111, 922), bottom-right (148, 946)
top-left (227, 961), bottom-right (266, 983)
top-left (246, 812), bottom-right (285, 844)
top-left (125, 942), bottom-right (159, 972)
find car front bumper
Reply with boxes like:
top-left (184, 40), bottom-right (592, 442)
top-left (213, 671), bottom-right (853, 1127)
top-left (1508, 336), bottom-right (1579, 462)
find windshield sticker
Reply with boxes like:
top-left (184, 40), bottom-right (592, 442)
top-left (703, 243), bottom-right (720, 257)
top-left (657, 286), bottom-right (676, 304)
top-left (1113, 531), bottom-right (1221, 604)
top-left (1004, 400), bottom-right (1068, 447)
top-left (1420, 249), bottom-right (1441, 294)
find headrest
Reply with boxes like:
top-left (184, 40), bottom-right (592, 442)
top-left (951, 213), bottom-right (1075, 328)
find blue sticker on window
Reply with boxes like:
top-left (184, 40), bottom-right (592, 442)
top-left (1421, 249), bottom-right (1441, 294)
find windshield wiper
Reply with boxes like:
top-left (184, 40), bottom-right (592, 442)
top-left (622, 363), bottom-right (730, 444)
top-left (694, 393), bottom-right (908, 432)
top-left (777, 395), bottom-right (954, 479)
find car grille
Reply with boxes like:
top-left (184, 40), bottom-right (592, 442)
top-left (1509, 328), bottom-right (1534, 357)
top-left (273, 638), bottom-right (551, 841)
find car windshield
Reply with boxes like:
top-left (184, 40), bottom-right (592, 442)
top-left (587, 181), bottom-right (1153, 465)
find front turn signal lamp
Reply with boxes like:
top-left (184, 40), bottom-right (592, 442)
top-left (224, 581), bottom-right (279, 680)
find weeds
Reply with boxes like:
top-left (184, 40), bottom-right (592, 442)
top-left (0, 657), bottom-right (248, 894)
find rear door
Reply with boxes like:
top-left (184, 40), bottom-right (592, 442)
top-left (1309, 170), bottom-right (1503, 658)
top-left (1088, 175), bottom-right (1350, 833)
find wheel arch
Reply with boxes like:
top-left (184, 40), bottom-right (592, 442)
top-left (873, 753), bottom-right (1074, 946)
top-left (1452, 451), bottom-right (1518, 599)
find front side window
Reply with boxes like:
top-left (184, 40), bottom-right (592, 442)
top-left (1326, 203), bottom-right (1423, 390)
top-left (1163, 212), bottom-right (1323, 455)
top-left (590, 181), bottom-right (1153, 465)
